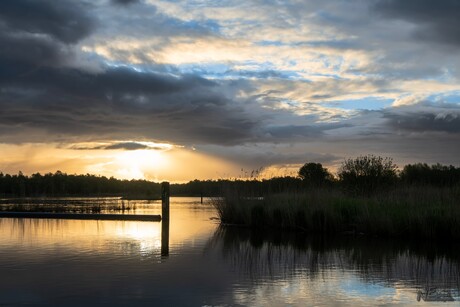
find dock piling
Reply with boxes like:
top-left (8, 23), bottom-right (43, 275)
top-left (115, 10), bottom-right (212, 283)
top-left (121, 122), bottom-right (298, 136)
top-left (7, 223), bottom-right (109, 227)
top-left (161, 181), bottom-right (170, 221)
top-left (161, 181), bottom-right (170, 257)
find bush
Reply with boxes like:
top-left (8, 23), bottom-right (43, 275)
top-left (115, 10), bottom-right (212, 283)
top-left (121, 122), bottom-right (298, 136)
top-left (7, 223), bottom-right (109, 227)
top-left (338, 155), bottom-right (397, 195)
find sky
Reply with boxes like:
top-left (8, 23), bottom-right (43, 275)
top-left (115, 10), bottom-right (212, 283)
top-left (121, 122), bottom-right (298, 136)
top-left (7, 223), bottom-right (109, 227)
top-left (1, 0), bottom-right (460, 182)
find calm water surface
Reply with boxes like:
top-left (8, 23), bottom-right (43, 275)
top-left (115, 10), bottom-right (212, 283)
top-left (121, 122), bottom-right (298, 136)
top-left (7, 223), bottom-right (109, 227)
top-left (1, 197), bottom-right (459, 306)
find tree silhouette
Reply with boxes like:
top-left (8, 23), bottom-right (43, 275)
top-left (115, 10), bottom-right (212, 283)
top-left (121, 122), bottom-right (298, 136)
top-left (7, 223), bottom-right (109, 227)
top-left (298, 162), bottom-right (332, 186)
top-left (338, 155), bottom-right (397, 195)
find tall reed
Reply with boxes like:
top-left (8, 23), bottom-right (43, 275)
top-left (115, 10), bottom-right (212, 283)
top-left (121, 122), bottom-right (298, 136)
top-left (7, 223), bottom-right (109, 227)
top-left (212, 185), bottom-right (460, 240)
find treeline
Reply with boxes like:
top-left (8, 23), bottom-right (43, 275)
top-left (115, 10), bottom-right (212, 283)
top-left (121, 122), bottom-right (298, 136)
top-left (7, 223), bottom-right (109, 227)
top-left (1, 156), bottom-right (460, 198)
top-left (174, 159), bottom-right (460, 197)
top-left (400, 163), bottom-right (460, 186)
top-left (302, 157), bottom-right (460, 195)
top-left (0, 170), bottom-right (303, 198)
top-left (170, 177), bottom-right (303, 197)
top-left (0, 171), bottom-right (160, 198)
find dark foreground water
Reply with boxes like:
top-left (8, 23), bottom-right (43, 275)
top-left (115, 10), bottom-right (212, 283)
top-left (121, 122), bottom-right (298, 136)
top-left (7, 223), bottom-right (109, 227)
top-left (0, 197), bottom-right (459, 306)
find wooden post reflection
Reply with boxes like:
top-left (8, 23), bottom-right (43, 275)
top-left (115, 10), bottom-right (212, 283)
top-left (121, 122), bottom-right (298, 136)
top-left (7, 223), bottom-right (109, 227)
top-left (161, 182), bottom-right (170, 257)
top-left (161, 218), bottom-right (169, 257)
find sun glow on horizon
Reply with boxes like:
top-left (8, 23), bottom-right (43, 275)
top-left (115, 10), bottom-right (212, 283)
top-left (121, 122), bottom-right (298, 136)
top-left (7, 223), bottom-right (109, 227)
top-left (113, 149), bottom-right (171, 180)
top-left (0, 142), bottom-right (245, 182)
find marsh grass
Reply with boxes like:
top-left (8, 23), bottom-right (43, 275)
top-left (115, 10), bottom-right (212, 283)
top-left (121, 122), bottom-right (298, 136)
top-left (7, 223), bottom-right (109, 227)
top-left (212, 185), bottom-right (460, 240)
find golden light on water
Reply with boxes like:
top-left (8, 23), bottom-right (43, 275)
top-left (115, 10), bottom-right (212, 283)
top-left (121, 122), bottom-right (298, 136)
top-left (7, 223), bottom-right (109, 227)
top-left (114, 221), bottom-right (162, 254)
top-left (114, 221), bottom-right (161, 241)
top-left (0, 199), bottom-right (217, 256)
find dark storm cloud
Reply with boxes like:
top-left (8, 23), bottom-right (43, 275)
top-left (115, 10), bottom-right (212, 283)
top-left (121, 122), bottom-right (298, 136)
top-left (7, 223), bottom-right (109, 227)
top-left (373, 0), bottom-right (460, 46)
top-left (111, 0), bottom-right (140, 6)
top-left (0, 30), bottom-right (74, 68)
top-left (384, 111), bottom-right (460, 134)
top-left (105, 142), bottom-right (150, 150)
top-left (265, 125), bottom-right (322, 138)
top-left (0, 0), bottom-right (95, 70)
top-left (0, 62), bottom-right (261, 145)
top-left (264, 122), bottom-right (350, 140)
top-left (0, 0), bottom-right (95, 44)
top-left (2, 64), bottom-right (210, 96)
top-left (71, 142), bottom-right (166, 150)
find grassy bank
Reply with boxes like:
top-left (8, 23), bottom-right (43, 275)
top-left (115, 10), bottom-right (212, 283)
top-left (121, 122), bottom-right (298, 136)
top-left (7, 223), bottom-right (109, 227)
top-left (212, 186), bottom-right (460, 240)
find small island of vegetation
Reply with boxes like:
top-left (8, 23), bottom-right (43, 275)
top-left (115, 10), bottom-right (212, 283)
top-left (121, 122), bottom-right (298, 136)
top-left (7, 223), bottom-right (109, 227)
top-left (213, 155), bottom-right (460, 241)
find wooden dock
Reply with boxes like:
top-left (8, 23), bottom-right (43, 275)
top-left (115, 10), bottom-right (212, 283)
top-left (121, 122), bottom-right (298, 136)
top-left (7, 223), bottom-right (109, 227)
top-left (0, 212), bottom-right (161, 221)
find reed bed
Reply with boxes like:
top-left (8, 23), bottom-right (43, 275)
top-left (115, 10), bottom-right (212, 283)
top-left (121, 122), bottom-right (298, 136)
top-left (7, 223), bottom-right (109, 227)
top-left (212, 185), bottom-right (460, 240)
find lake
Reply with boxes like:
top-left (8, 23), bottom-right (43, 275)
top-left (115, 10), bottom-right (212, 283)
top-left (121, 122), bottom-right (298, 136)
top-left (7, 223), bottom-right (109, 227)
top-left (1, 197), bottom-right (459, 306)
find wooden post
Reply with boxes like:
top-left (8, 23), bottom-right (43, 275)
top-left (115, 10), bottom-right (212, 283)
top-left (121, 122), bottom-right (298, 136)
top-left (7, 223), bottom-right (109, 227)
top-left (161, 181), bottom-right (170, 257)
top-left (161, 181), bottom-right (170, 221)
top-left (200, 181), bottom-right (203, 204)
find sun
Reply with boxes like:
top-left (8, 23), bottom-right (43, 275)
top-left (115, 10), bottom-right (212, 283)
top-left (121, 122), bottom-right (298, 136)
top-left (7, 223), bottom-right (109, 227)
top-left (114, 149), bottom-right (170, 180)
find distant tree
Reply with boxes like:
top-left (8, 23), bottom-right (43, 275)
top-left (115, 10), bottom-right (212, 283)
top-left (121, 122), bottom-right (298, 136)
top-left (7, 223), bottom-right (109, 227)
top-left (298, 162), bottom-right (333, 186)
top-left (338, 155), bottom-right (397, 195)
